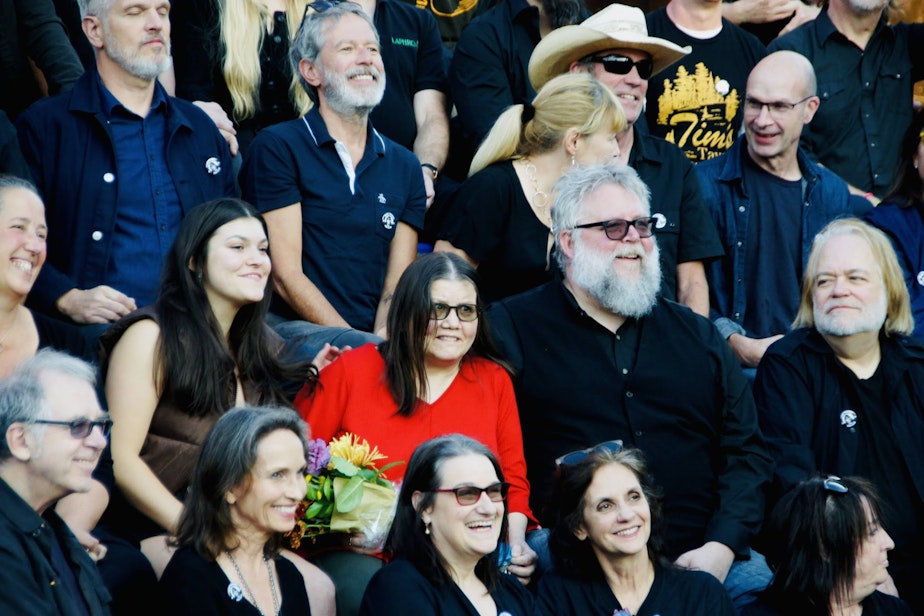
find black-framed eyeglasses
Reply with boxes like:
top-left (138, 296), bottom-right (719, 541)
top-left (29, 418), bottom-right (112, 439)
top-left (743, 96), bottom-right (813, 118)
top-left (572, 217), bottom-right (660, 241)
top-left (586, 54), bottom-right (654, 80)
top-left (430, 303), bottom-right (479, 322)
top-left (555, 439), bottom-right (623, 467)
top-left (432, 482), bottom-right (510, 505)
top-left (822, 475), bottom-right (849, 494)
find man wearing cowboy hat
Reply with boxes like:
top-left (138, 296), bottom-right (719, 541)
top-left (529, 4), bottom-right (723, 316)
top-left (645, 0), bottom-right (766, 164)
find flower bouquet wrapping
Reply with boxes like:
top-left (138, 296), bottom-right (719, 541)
top-left (287, 433), bottom-right (402, 551)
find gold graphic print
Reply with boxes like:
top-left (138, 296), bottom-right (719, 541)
top-left (417, 0), bottom-right (478, 18)
top-left (657, 63), bottom-right (740, 163)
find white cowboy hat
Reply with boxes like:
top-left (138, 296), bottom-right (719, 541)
top-left (529, 4), bottom-right (690, 91)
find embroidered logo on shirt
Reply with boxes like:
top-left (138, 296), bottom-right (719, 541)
top-left (391, 37), bottom-right (419, 48)
top-left (840, 409), bottom-right (857, 430)
top-left (917, 271), bottom-right (924, 286)
top-left (205, 157), bottom-right (221, 175)
top-left (382, 212), bottom-right (396, 230)
top-left (378, 193), bottom-right (387, 204)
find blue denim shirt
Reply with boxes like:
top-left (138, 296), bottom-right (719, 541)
top-left (696, 139), bottom-right (870, 339)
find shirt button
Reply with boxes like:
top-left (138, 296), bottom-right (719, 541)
top-left (626, 391), bottom-right (633, 398)
top-left (738, 206), bottom-right (745, 212)
top-left (864, 82), bottom-right (870, 88)
top-left (621, 368), bottom-right (628, 375)
top-left (160, 224), bottom-right (167, 231)
top-left (103, 172), bottom-right (115, 183)
top-left (274, 35), bottom-right (282, 43)
top-left (734, 312), bottom-right (741, 319)
top-left (267, 80), bottom-right (275, 88)
top-left (635, 430), bottom-right (643, 437)
top-left (91, 231), bottom-right (103, 241)
top-left (736, 241), bottom-right (742, 247)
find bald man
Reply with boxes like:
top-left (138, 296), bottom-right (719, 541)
top-left (696, 51), bottom-right (870, 369)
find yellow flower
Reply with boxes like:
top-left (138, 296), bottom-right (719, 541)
top-left (328, 433), bottom-right (388, 468)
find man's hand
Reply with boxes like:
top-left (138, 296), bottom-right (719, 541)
top-left (193, 100), bottom-right (239, 157)
top-left (505, 539), bottom-right (538, 586)
top-left (56, 286), bottom-right (137, 324)
top-left (310, 343), bottom-right (351, 371)
top-left (674, 541), bottom-right (735, 583)
top-left (421, 168), bottom-right (436, 209)
top-left (778, 2), bottom-right (821, 37)
top-left (71, 527), bottom-right (108, 562)
top-left (727, 333), bottom-right (784, 368)
top-left (722, 0), bottom-right (800, 24)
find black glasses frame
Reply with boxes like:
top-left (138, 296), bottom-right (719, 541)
top-left (572, 217), bottom-right (659, 241)
top-left (430, 303), bottom-right (480, 322)
top-left (556, 439), bottom-right (624, 467)
top-left (30, 418), bottom-right (112, 439)
top-left (432, 482), bottom-right (510, 505)
top-left (743, 95), bottom-right (813, 117)
top-left (587, 54), bottom-right (654, 80)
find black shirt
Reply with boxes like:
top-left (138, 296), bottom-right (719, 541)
top-left (769, 10), bottom-right (924, 195)
top-left (645, 9), bottom-right (766, 164)
top-left (488, 279), bottom-right (772, 557)
top-left (371, 0), bottom-right (448, 151)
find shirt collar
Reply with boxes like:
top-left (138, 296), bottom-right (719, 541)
top-left (814, 6), bottom-right (892, 47)
top-left (96, 72), bottom-right (168, 118)
top-left (302, 106), bottom-right (387, 157)
top-left (0, 476), bottom-right (45, 536)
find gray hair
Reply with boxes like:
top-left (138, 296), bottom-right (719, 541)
top-left (0, 175), bottom-right (41, 211)
top-left (0, 350), bottom-right (97, 461)
top-left (76, 0), bottom-right (115, 18)
top-left (290, 2), bottom-right (379, 105)
top-left (551, 164), bottom-right (652, 271)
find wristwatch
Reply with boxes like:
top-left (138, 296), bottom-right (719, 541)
top-left (420, 163), bottom-right (439, 181)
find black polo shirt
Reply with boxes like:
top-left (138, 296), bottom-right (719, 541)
top-left (372, 0), bottom-right (448, 150)
top-left (449, 0), bottom-right (540, 148)
top-left (769, 10), bottom-right (924, 196)
top-left (629, 127), bottom-right (724, 301)
top-left (488, 279), bottom-right (772, 558)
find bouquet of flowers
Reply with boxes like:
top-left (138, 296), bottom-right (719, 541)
top-left (287, 433), bottom-right (402, 550)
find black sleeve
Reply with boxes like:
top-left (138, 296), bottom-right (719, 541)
top-left (437, 165), bottom-right (515, 261)
top-left (172, 0), bottom-right (219, 102)
top-left (0, 111), bottom-right (32, 180)
top-left (16, 0), bottom-right (83, 95)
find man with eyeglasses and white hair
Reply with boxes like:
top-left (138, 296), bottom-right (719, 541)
top-left (0, 349), bottom-right (110, 614)
top-left (488, 164), bottom-right (774, 610)
top-left (696, 50), bottom-right (870, 370)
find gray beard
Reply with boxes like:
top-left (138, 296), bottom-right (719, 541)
top-left (813, 289), bottom-right (888, 337)
top-left (321, 65), bottom-right (385, 118)
top-left (569, 239), bottom-right (662, 319)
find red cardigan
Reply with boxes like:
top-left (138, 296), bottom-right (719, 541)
top-left (295, 344), bottom-right (535, 523)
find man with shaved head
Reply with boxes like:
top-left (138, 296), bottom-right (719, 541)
top-left (696, 51), bottom-right (870, 369)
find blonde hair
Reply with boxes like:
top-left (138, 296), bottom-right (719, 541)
top-left (792, 218), bottom-right (914, 336)
top-left (468, 73), bottom-right (627, 176)
top-left (219, 0), bottom-right (312, 122)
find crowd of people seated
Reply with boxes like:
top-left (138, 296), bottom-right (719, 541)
top-left (0, 0), bottom-right (922, 614)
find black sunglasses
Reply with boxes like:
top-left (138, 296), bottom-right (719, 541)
top-left (587, 54), bottom-right (654, 80)
top-left (432, 482), bottom-right (510, 505)
top-left (555, 439), bottom-right (624, 467)
top-left (572, 216), bottom-right (660, 241)
top-left (30, 418), bottom-right (112, 439)
top-left (301, 0), bottom-right (346, 22)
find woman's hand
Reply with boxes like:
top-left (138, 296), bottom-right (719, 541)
top-left (504, 539), bottom-right (537, 585)
top-left (311, 343), bottom-right (351, 372)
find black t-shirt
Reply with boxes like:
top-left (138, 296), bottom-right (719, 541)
top-left (741, 154), bottom-right (803, 337)
top-left (645, 9), bottom-right (766, 164)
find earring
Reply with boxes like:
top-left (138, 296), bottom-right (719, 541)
top-left (422, 519), bottom-right (430, 535)
top-left (571, 155), bottom-right (576, 168)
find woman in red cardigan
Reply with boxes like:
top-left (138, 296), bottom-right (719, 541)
top-left (296, 253), bottom-right (537, 609)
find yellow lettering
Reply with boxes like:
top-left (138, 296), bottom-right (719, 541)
top-left (669, 112), bottom-right (698, 148)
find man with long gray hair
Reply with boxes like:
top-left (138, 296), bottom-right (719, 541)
top-left (0, 349), bottom-right (110, 614)
top-left (489, 164), bottom-right (773, 609)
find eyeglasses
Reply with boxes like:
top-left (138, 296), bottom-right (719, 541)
top-left (29, 418), bottom-right (112, 439)
top-left (555, 439), bottom-right (623, 467)
top-left (301, 0), bottom-right (344, 23)
top-left (432, 482), bottom-right (510, 505)
top-left (586, 54), bottom-right (653, 80)
top-left (430, 303), bottom-right (479, 322)
top-left (822, 475), bottom-right (849, 494)
top-left (572, 217), bottom-right (659, 241)
top-left (743, 96), bottom-right (813, 118)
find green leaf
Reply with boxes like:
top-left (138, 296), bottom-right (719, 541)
top-left (304, 501), bottom-right (325, 520)
top-left (377, 461), bottom-right (404, 476)
top-left (335, 476), bottom-right (365, 513)
top-left (357, 468), bottom-right (376, 481)
top-left (322, 477), bottom-right (333, 500)
top-left (320, 501), bottom-right (334, 518)
top-left (331, 457), bottom-right (360, 477)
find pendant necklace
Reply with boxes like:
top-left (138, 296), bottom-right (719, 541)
top-left (226, 550), bottom-right (280, 616)
top-left (522, 158), bottom-right (551, 210)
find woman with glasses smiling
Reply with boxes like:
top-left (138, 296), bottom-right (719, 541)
top-left (743, 476), bottom-right (911, 616)
top-left (296, 252), bottom-right (537, 613)
top-left (360, 434), bottom-right (535, 616)
top-left (537, 442), bottom-right (734, 616)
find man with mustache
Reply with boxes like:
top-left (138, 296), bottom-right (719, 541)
top-left (754, 218), bottom-right (924, 612)
top-left (488, 164), bottom-right (773, 610)
top-left (241, 3), bottom-right (426, 357)
top-left (16, 0), bottom-right (234, 332)
top-left (696, 51), bottom-right (869, 370)
top-left (448, 0), bottom-right (584, 174)
top-left (0, 350), bottom-right (110, 614)
top-left (769, 0), bottom-right (924, 199)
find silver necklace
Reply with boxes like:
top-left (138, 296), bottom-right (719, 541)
top-left (226, 550), bottom-right (280, 616)
top-left (522, 159), bottom-right (551, 209)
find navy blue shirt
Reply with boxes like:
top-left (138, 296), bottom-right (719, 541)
top-left (240, 108), bottom-right (426, 331)
top-left (99, 80), bottom-right (182, 307)
top-left (770, 10), bottom-right (924, 196)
